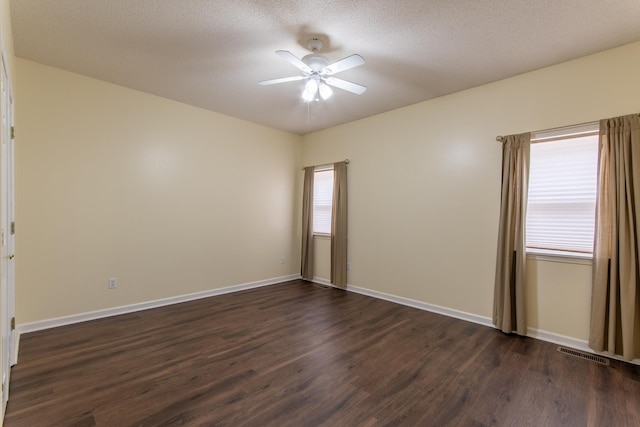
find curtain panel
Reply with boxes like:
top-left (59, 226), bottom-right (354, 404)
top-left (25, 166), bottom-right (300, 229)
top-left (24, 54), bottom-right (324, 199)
top-left (331, 162), bottom-right (348, 287)
top-left (493, 133), bottom-right (531, 335)
top-left (301, 167), bottom-right (314, 281)
top-left (590, 114), bottom-right (640, 361)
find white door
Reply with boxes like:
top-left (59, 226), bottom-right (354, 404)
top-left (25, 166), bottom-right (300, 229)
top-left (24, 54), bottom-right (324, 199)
top-left (0, 51), bottom-right (15, 416)
top-left (7, 91), bottom-right (15, 367)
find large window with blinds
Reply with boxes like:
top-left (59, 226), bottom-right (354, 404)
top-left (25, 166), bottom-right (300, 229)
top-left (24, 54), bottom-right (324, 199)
top-left (313, 168), bottom-right (334, 234)
top-left (526, 123), bottom-right (599, 255)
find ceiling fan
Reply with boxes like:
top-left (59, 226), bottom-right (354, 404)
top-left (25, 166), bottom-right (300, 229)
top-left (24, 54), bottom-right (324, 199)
top-left (259, 38), bottom-right (366, 102)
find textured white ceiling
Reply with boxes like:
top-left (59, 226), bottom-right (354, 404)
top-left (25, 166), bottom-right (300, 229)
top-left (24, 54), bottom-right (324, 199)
top-left (10, 0), bottom-right (640, 135)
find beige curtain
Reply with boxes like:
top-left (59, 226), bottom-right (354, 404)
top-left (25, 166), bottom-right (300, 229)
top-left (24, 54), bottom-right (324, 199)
top-left (493, 133), bottom-right (531, 335)
top-left (589, 114), bottom-right (640, 361)
top-left (331, 162), bottom-right (348, 287)
top-left (301, 167), bottom-right (314, 281)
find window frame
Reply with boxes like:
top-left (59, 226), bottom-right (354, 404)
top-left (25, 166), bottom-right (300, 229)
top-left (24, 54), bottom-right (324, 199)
top-left (525, 122), bottom-right (599, 262)
top-left (312, 166), bottom-right (334, 236)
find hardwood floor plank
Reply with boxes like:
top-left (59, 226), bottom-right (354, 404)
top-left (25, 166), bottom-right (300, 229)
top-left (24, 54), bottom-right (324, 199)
top-left (5, 280), bottom-right (640, 426)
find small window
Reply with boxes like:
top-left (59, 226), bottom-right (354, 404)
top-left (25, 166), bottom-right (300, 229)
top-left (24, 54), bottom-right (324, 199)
top-left (313, 168), bottom-right (334, 234)
top-left (526, 124), bottom-right (599, 255)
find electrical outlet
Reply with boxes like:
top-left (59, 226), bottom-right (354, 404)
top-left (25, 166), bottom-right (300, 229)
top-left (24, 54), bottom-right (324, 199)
top-left (280, 256), bottom-right (285, 264)
top-left (347, 262), bottom-right (352, 271)
top-left (108, 278), bottom-right (118, 289)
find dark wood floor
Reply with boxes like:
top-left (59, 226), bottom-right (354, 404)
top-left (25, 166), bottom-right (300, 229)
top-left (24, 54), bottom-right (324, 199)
top-left (4, 280), bottom-right (640, 426)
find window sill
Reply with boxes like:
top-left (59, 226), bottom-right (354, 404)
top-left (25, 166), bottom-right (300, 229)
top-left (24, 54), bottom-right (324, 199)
top-left (313, 233), bottom-right (330, 240)
top-left (526, 248), bottom-right (592, 265)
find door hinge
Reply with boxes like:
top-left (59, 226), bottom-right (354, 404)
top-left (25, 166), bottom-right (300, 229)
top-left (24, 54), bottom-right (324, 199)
top-left (10, 317), bottom-right (15, 331)
top-left (10, 221), bottom-right (14, 235)
top-left (10, 126), bottom-right (14, 139)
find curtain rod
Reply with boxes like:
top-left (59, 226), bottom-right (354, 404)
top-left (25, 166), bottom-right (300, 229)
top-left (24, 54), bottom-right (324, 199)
top-left (495, 113), bottom-right (640, 143)
top-left (301, 159), bottom-right (350, 170)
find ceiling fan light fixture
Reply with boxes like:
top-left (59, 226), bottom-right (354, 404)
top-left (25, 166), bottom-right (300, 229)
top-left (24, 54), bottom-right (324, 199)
top-left (319, 83), bottom-right (333, 100)
top-left (302, 78), bottom-right (318, 102)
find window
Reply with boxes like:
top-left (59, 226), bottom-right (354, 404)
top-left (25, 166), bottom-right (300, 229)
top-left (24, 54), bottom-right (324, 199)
top-left (526, 123), bottom-right (599, 256)
top-left (313, 168), bottom-right (333, 234)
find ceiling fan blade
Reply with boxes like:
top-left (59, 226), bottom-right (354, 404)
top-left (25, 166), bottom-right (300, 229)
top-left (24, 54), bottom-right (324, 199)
top-left (322, 54), bottom-right (365, 75)
top-left (259, 75), bottom-right (306, 86)
top-left (275, 50), bottom-right (312, 74)
top-left (325, 77), bottom-right (367, 95)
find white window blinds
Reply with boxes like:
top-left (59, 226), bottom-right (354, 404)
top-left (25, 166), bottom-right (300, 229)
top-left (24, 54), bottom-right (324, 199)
top-left (313, 168), bottom-right (334, 234)
top-left (526, 126), bottom-right (599, 254)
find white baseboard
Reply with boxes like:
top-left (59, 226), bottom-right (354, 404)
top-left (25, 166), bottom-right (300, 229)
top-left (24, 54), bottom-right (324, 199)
top-left (319, 278), bottom-right (640, 366)
top-left (310, 277), bottom-right (333, 287)
top-left (11, 333), bottom-right (18, 366)
top-left (528, 327), bottom-right (640, 365)
top-left (17, 274), bottom-right (301, 336)
top-left (16, 274), bottom-right (640, 367)
top-left (345, 283), bottom-right (494, 328)
top-left (526, 327), bottom-right (590, 351)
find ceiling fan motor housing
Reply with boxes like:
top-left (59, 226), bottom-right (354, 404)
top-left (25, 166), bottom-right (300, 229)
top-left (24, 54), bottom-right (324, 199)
top-left (302, 54), bottom-right (329, 72)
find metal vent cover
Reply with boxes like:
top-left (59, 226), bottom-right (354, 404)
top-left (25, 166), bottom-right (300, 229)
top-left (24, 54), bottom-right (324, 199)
top-left (557, 346), bottom-right (610, 365)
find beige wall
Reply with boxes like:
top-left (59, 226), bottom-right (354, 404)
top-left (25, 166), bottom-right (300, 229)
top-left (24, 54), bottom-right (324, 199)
top-left (302, 41), bottom-right (640, 342)
top-left (526, 258), bottom-right (592, 339)
top-left (1, 0), bottom-right (14, 78)
top-left (15, 59), bottom-right (302, 324)
top-left (312, 236), bottom-right (331, 281)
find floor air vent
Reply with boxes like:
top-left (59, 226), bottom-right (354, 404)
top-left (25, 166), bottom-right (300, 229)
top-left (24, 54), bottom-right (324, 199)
top-left (557, 346), bottom-right (610, 365)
